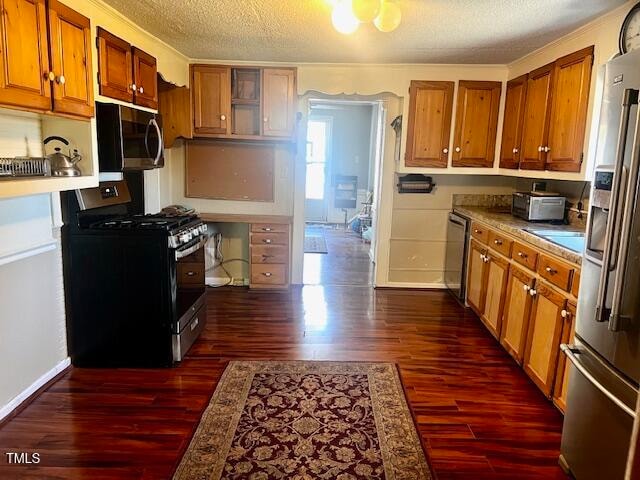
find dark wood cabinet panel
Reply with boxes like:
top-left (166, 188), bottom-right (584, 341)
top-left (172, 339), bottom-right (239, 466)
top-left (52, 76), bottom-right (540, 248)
top-left (499, 74), bottom-right (528, 169)
top-left (262, 68), bottom-right (296, 137)
top-left (47, 0), bottom-right (94, 118)
top-left (546, 46), bottom-right (594, 172)
top-left (452, 80), bottom-right (502, 167)
top-left (405, 80), bottom-right (454, 168)
top-left (191, 65), bottom-right (231, 135)
top-left (97, 28), bottom-right (132, 103)
top-left (0, 0), bottom-right (51, 111)
top-left (519, 63), bottom-right (554, 170)
top-left (132, 47), bottom-right (158, 109)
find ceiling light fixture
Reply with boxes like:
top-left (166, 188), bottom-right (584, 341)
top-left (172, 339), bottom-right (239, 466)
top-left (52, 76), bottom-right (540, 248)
top-left (331, 0), bottom-right (401, 35)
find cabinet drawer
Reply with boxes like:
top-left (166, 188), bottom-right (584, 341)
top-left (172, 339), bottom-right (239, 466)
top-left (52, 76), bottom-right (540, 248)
top-left (488, 230), bottom-right (513, 257)
top-left (177, 262), bottom-right (204, 285)
top-left (471, 222), bottom-right (489, 244)
top-left (251, 223), bottom-right (289, 233)
top-left (251, 245), bottom-right (288, 264)
top-left (251, 264), bottom-right (287, 286)
top-left (251, 232), bottom-right (288, 246)
top-left (537, 254), bottom-right (574, 292)
top-left (512, 241), bottom-right (539, 271)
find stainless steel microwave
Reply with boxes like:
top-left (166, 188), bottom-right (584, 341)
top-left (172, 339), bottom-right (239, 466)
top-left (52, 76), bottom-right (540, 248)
top-left (512, 192), bottom-right (566, 221)
top-left (96, 102), bottom-right (164, 172)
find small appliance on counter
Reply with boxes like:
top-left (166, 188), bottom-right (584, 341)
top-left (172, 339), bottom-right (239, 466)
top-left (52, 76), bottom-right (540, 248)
top-left (44, 135), bottom-right (82, 177)
top-left (61, 180), bottom-right (208, 367)
top-left (511, 192), bottom-right (566, 221)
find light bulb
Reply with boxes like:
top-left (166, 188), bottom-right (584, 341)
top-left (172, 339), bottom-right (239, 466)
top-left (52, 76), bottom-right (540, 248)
top-left (374, 1), bottom-right (401, 33)
top-left (332, 1), bottom-right (359, 35)
top-left (352, 0), bottom-right (381, 23)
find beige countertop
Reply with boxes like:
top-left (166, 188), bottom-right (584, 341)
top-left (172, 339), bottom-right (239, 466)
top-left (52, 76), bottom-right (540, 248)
top-left (453, 206), bottom-right (584, 265)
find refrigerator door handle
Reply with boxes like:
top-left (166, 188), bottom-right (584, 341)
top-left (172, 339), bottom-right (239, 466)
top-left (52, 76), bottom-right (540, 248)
top-left (609, 104), bottom-right (640, 332)
top-left (594, 88), bottom-right (639, 322)
top-left (561, 344), bottom-right (636, 418)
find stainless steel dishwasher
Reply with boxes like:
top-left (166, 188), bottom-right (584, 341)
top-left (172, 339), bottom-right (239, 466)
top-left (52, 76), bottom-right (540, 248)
top-left (445, 211), bottom-right (470, 302)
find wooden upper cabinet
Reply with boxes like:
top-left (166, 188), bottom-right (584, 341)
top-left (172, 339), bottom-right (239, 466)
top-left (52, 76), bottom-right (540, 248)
top-left (523, 281), bottom-right (567, 397)
top-left (47, 0), bottom-right (93, 118)
top-left (405, 80), bottom-right (454, 168)
top-left (191, 65), bottom-right (231, 135)
top-left (500, 266), bottom-right (535, 364)
top-left (452, 80), bottom-right (502, 168)
top-left (97, 28), bottom-right (132, 103)
top-left (0, 0), bottom-right (51, 111)
top-left (132, 47), bottom-right (158, 109)
top-left (499, 75), bottom-right (528, 169)
top-left (481, 250), bottom-right (510, 339)
top-left (519, 63), bottom-right (554, 170)
top-left (546, 46), bottom-right (594, 173)
top-left (262, 68), bottom-right (296, 137)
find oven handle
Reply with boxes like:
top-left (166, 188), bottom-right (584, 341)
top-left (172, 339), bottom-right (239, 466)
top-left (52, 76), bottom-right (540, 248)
top-left (175, 235), bottom-right (208, 260)
top-left (150, 118), bottom-right (163, 166)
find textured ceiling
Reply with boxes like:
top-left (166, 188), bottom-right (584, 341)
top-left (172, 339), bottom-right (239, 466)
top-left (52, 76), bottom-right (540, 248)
top-left (102, 0), bottom-right (627, 64)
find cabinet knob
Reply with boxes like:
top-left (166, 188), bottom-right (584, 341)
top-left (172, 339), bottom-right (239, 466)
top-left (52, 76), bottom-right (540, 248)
top-left (131, 83), bottom-right (137, 92)
top-left (56, 75), bottom-right (65, 85)
top-left (544, 146), bottom-right (551, 153)
top-left (262, 272), bottom-right (273, 277)
top-left (455, 146), bottom-right (461, 153)
top-left (545, 266), bottom-right (557, 275)
top-left (561, 309), bottom-right (568, 318)
top-left (538, 146), bottom-right (544, 152)
top-left (523, 285), bottom-right (530, 292)
top-left (139, 86), bottom-right (144, 94)
top-left (494, 239), bottom-right (503, 246)
top-left (512, 147), bottom-right (519, 154)
top-left (262, 227), bottom-right (273, 232)
top-left (529, 289), bottom-right (537, 297)
top-left (263, 117), bottom-right (268, 123)
top-left (220, 114), bottom-right (226, 121)
top-left (474, 229), bottom-right (481, 234)
top-left (517, 251), bottom-right (527, 258)
top-left (46, 71), bottom-right (55, 82)
top-left (263, 239), bottom-right (272, 244)
top-left (443, 148), bottom-right (449, 154)
top-left (186, 271), bottom-right (195, 276)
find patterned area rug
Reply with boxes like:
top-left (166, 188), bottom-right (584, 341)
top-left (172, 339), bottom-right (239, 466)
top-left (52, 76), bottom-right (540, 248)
top-left (304, 234), bottom-right (328, 254)
top-left (174, 361), bottom-right (431, 480)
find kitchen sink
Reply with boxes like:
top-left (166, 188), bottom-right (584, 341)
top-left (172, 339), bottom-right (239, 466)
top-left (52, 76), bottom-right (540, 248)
top-left (524, 229), bottom-right (586, 253)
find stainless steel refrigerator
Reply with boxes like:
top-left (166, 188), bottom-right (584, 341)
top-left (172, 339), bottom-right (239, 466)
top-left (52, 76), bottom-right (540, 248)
top-left (560, 49), bottom-right (640, 480)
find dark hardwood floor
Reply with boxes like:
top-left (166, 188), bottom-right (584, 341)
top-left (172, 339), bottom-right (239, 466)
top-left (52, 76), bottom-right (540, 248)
top-left (0, 287), bottom-right (568, 479)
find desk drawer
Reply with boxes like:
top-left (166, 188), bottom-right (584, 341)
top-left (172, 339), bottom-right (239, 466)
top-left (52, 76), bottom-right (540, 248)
top-left (471, 222), bottom-right (489, 244)
top-left (251, 245), bottom-right (288, 264)
top-left (488, 230), bottom-right (513, 257)
top-left (251, 264), bottom-right (287, 286)
top-left (512, 241), bottom-right (539, 271)
top-left (177, 262), bottom-right (205, 285)
top-left (251, 232), bottom-right (288, 246)
top-left (537, 253), bottom-right (574, 292)
top-left (251, 223), bottom-right (289, 233)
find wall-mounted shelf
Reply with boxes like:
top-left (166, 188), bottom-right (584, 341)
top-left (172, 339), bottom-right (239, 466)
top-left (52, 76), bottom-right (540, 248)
top-left (0, 175), bottom-right (98, 199)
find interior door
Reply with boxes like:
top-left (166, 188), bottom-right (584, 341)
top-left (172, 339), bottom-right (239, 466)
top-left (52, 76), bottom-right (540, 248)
top-left (304, 118), bottom-right (331, 222)
top-left (132, 47), bottom-right (158, 109)
top-left (546, 46), bottom-right (594, 172)
top-left (481, 251), bottom-right (510, 339)
top-left (97, 27), bottom-right (132, 103)
top-left (499, 75), bottom-right (528, 169)
top-left (405, 80), bottom-right (454, 167)
top-left (467, 239), bottom-right (488, 316)
top-left (262, 68), bottom-right (296, 137)
top-left (520, 63), bottom-right (554, 170)
top-left (500, 265), bottom-right (535, 364)
top-left (0, 0), bottom-right (51, 111)
top-left (451, 80), bottom-right (502, 167)
top-left (192, 65), bottom-right (231, 135)
top-left (48, 0), bottom-right (94, 118)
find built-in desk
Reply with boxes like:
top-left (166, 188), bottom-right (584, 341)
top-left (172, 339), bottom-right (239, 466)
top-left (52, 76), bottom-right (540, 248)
top-left (200, 213), bottom-right (292, 290)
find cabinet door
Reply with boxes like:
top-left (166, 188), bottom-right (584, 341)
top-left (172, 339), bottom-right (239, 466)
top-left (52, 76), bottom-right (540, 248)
top-left (546, 46), bottom-right (593, 173)
top-left (96, 27), bottom-right (132, 103)
top-left (552, 301), bottom-right (576, 413)
top-left (262, 68), bottom-right (296, 137)
top-left (405, 80), bottom-right (454, 168)
top-left (523, 281), bottom-right (567, 396)
top-left (519, 63), bottom-right (554, 170)
top-left (132, 47), bottom-right (158, 110)
top-left (192, 65), bottom-right (231, 135)
top-left (0, 0), bottom-right (51, 111)
top-left (500, 265), bottom-right (535, 364)
top-left (480, 250), bottom-right (510, 339)
top-left (452, 80), bottom-right (502, 167)
top-left (467, 239), bottom-right (488, 316)
top-left (499, 75), bottom-right (528, 169)
top-left (47, 0), bottom-right (94, 118)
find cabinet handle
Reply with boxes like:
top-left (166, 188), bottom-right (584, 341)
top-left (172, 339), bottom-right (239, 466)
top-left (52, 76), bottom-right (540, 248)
top-left (474, 229), bottom-right (482, 234)
top-left (262, 254), bottom-right (273, 259)
top-left (512, 147), bottom-right (519, 154)
top-left (523, 285), bottom-right (530, 292)
top-left (494, 239), bottom-right (503, 246)
top-left (56, 75), bottom-right (65, 85)
top-left (186, 271), bottom-right (196, 276)
top-left (529, 289), bottom-right (537, 297)
top-left (46, 71), bottom-right (55, 82)
top-left (262, 272), bottom-right (273, 277)
top-left (131, 83), bottom-right (137, 92)
top-left (263, 239), bottom-right (272, 244)
top-left (262, 227), bottom-right (273, 232)
top-left (544, 146), bottom-right (551, 153)
top-left (484, 255), bottom-right (491, 263)
top-left (561, 309), bottom-right (568, 318)
top-left (455, 146), bottom-right (461, 153)
top-left (138, 86), bottom-right (144, 94)
top-left (190, 317), bottom-right (199, 331)
top-left (221, 114), bottom-right (226, 121)
top-left (517, 251), bottom-right (528, 259)
top-left (538, 146), bottom-right (544, 152)
top-left (443, 148), bottom-right (449, 154)
top-left (545, 266), bottom-right (557, 275)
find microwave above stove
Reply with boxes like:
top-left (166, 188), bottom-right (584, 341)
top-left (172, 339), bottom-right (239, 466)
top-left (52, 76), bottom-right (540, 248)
top-left (96, 102), bottom-right (164, 172)
top-left (512, 192), bottom-right (566, 221)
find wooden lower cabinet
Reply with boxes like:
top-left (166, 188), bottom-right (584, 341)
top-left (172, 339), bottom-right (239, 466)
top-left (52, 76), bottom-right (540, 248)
top-left (480, 251), bottom-right (509, 339)
top-left (249, 223), bottom-right (290, 289)
top-left (467, 239), bottom-right (488, 315)
top-left (552, 301), bottom-right (576, 412)
top-left (500, 265), bottom-right (535, 364)
top-left (523, 281), bottom-right (567, 397)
